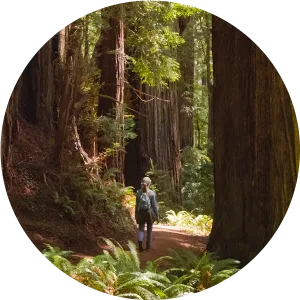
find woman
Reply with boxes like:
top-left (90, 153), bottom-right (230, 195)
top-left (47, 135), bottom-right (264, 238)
top-left (135, 177), bottom-right (159, 252)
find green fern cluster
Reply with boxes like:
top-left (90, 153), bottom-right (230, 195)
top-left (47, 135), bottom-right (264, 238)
top-left (43, 240), bottom-right (239, 299)
top-left (168, 248), bottom-right (240, 292)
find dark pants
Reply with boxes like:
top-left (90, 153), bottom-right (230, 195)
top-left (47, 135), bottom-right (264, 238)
top-left (137, 210), bottom-right (153, 246)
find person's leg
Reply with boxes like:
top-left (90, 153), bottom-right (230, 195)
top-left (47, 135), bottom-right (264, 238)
top-left (146, 220), bottom-right (153, 250)
top-left (138, 221), bottom-right (145, 252)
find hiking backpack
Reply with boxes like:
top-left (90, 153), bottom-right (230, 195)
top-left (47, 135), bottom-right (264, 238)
top-left (138, 192), bottom-right (151, 211)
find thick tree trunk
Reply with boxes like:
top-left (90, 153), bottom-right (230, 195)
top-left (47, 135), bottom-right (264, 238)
top-left (207, 16), bottom-right (299, 264)
top-left (54, 22), bottom-right (83, 168)
top-left (124, 70), bottom-right (142, 189)
top-left (1, 79), bottom-right (20, 188)
top-left (96, 12), bottom-right (118, 119)
top-left (18, 39), bottom-right (57, 136)
top-left (2, 31), bottom-right (61, 184)
top-left (138, 84), bottom-right (182, 203)
top-left (96, 8), bottom-right (126, 183)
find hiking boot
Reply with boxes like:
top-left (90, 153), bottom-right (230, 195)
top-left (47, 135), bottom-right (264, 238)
top-left (138, 241), bottom-right (144, 252)
top-left (146, 243), bottom-right (151, 251)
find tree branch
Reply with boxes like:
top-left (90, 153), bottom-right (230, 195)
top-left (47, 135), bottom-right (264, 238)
top-left (99, 94), bottom-right (148, 118)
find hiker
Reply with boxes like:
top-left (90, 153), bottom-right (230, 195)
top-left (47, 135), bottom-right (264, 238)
top-left (135, 176), bottom-right (159, 252)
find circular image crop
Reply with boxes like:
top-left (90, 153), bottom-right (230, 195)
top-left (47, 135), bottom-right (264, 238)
top-left (1, 1), bottom-right (299, 299)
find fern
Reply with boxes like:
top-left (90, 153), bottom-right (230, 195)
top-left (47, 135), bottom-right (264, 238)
top-left (117, 293), bottom-right (143, 300)
top-left (43, 244), bottom-right (74, 274)
top-left (163, 284), bottom-right (194, 298)
top-left (42, 241), bottom-right (238, 298)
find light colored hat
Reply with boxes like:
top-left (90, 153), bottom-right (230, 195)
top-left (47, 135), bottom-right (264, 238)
top-left (142, 177), bottom-right (151, 185)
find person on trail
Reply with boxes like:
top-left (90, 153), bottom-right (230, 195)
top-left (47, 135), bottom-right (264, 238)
top-left (135, 176), bottom-right (159, 252)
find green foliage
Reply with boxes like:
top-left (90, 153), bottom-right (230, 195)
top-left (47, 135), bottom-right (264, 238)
top-left (146, 159), bottom-right (179, 217)
top-left (164, 210), bottom-right (212, 235)
top-left (125, 1), bottom-right (200, 87)
top-left (43, 240), bottom-right (238, 298)
top-left (169, 249), bottom-right (240, 292)
top-left (43, 239), bottom-right (193, 299)
top-left (181, 147), bottom-right (214, 215)
top-left (78, 110), bottom-right (137, 148)
top-left (52, 167), bottom-right (136, 236)
top-left (147, 147), bottom-right (214, 218)
top-left (43, 244), bottom-right (73, 275)
top-left (82, 11), bottom-right (102, 59)
top-left (53, 192), bottom-right (77, 216)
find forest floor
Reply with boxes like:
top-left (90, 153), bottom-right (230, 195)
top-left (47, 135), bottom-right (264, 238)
top-left (138, 225), bottom-right (208, 267)
top-left (72, 225), bottom-right (209, 267)
top-left (16, 200), bottom-right (208, 266)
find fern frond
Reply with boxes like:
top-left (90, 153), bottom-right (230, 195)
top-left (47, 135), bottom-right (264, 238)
top-left (116, 293), bottom-right (143, 299)
top-left (132, 286), bottom-right (159, 300)
top-left (127, 240), bottom-right (140, 270)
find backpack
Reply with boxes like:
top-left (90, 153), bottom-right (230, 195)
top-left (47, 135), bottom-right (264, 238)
top-left (138, 192), bottom-right (151, 211)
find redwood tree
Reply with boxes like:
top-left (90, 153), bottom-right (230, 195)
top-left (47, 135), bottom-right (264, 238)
top-left (207, 16), bottom-right (299, 263)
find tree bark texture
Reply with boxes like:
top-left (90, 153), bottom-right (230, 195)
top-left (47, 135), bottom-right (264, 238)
top-left (205, 14), bottom-right (213, 159)
top-left (18, 38), bottom-right (57, 136)
top-left (114, 16), bottom-right (125, 183)
top-left (207, 16), bottom-right (299, 264)
top-left (96, 9), bottom-right (126, 183)
top-left (1, 78), bottom-right (20, 188)
top-left (137, 84), bottom-right (182, 202)
top-left (96, 13), bottom-right (118, 119)
top-left (178, 16), bottom-right (194, 149)
top-left (2, 31), bottom-right (62, 183)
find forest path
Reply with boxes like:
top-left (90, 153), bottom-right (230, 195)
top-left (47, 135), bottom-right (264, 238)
top-left (138, 225), bottom-right (208, 267)
top-left (71, 225), bottom-right (208, 266)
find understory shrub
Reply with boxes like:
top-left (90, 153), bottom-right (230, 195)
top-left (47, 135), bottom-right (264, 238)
top-left (43, 240), bottom-right (239, 299)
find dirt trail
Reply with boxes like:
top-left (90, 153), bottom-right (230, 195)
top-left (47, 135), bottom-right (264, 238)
top-left (70, 224), bottom-right (208, 265)
top-left (138, 225), bottom-right (208, 267)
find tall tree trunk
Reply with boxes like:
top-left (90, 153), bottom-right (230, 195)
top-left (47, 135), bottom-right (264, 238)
top-left (2, 32), bottom-right (60, 184)
top-left (54, 75), bottom-right (73, 167)
top-left (114, 15), bottom-right (125, 183)
top-left (178, 16), bottom-right (194, 149)
top-left (96, 7), bottom-right (126, 183)
top-left (207, 16), bottom-right (299, 264)
top-left (54, 21), bottom-right (83, 168)
top-left (138, 84), bottom-right (182, 203)
top-left (84, 15), bottom-right (89, 59)
top-left (96, 15), bottom-right (117, 120)
top-left (205, 13), bottom-right (213, 159)
top-left (124, 69), bottom-right (141, 189)
top-left (1, 79), bottom-right (20, 189)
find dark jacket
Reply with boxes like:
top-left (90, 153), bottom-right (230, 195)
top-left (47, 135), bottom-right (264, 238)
top-left (135, 189), bottom-right (159, 224)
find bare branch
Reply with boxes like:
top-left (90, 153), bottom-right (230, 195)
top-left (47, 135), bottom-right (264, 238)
top-left (125, 81), bottom-right (171, 103)
top-left (99, 94), bottom-right (148, 118)
top-left (100, 81), bottom-right (171, 103)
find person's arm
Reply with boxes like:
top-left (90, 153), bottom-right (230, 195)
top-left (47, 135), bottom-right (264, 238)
top-left (151, 192), bottom-right (159, 221)
top-left (135, 192), bottom-right (139, 221)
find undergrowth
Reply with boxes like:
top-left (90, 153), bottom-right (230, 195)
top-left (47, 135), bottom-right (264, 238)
top-left (162, 210), bottom-right (212, 236)
top-left (8, 119), bottom-right (136, 242)
top-left (145, 146), bottom-right (215, 221)
top-left (43, 239), bottom-right (239, 299)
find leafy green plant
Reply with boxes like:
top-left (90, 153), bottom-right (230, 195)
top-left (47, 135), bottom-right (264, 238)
top-left (43, 244), bottom-right (74, 275)
top-left (169, 249), bottom-right (240, 292)
top-left (146, 159), bottom-right (179, 217)
top-left (43, 240), bottom-right (239, 298)
top-left (43, 240), bottom-right (193, 299)
top-left (181, 147), bottom-right (214, 215)
top-left (164, 210), bottom-right (212, 235)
